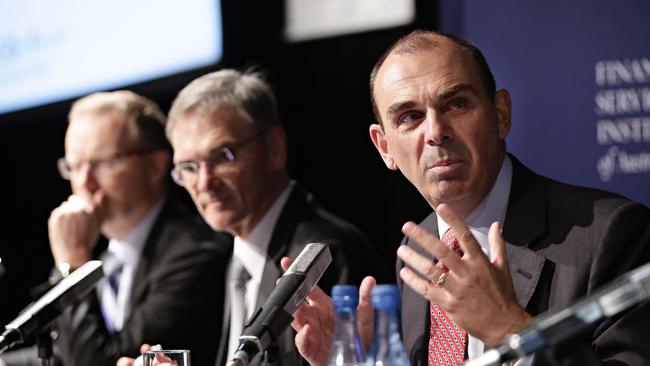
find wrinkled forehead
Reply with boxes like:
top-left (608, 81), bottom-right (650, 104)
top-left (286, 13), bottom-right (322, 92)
top-left (170, 105), bottom-right (254, 158)
top-left (374, 45), bottom-right (475, 105)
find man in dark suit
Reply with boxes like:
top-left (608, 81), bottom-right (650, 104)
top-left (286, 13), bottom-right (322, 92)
top-left (1, 91), bottom-right (228, 366)
top-left (163, 69), bottom-right (385, 366)
top-left (289, 31), bottom-right (650, 366)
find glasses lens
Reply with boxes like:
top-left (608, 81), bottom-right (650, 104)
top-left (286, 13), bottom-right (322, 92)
top-left (171, 169), bottom-right (185, 186)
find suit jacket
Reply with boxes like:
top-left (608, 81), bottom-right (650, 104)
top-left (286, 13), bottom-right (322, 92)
top-left (50, 197), bottom-right (230, 366)
top-left (398, 155), bottom-right (650, 365)
top-left (215, 184), bottom-right (386, 366)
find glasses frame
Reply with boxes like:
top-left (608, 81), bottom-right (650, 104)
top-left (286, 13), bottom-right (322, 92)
top-left (171, 128), bottom-right (268, 187)
top-left (57, 148), bottom-right (160, 180)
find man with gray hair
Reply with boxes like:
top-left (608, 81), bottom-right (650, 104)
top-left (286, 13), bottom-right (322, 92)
top-left (1, 91), bottom-right (228, 366)
top-left (164, 69), bottom-right (385, 366)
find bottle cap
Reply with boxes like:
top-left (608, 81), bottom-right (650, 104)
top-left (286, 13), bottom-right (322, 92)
top-left (371, 284), bottom-right (400, 309)
top-left (332, 285), bottom-right (359, 308)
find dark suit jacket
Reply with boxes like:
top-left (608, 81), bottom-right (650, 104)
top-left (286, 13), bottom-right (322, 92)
top-left (398, 155), bottom-right (650, 365)
top-left (214, 184), bottom-right (386, 366)
top-left (47, 198), bottom-right (229, 366)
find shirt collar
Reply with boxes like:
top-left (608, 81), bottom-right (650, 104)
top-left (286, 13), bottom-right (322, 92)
top-left (233, 181), bottom-right (294, 272)
top-left (105, 198), bottom-right (166, 268)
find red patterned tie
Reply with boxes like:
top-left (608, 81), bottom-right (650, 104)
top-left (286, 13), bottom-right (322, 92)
top-left (428, 228), bottom-right (467, 366)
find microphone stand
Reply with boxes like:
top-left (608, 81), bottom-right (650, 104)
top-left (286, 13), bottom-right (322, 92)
top-left (36, 330), bottom-right (53, 366)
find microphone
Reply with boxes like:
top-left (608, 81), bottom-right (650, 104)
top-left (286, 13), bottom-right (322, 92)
top-left (0, 260), bottom-right (104, 354)
top-left (465, 261), bottom-right (650, 366)
top-left (227, 243), bottom-right (332, 366)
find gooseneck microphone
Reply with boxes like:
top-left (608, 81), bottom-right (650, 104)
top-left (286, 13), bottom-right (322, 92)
top-left (227, 243), bottom-right (332, 366)
top-left (465, 261), bottom-right (650, 366)
top-left (0, 260), bottom-right (104, 354)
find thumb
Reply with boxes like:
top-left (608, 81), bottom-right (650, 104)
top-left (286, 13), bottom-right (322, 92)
top-left (116, 357), bottom-right (134, 366)
top-left (358, 276), bottom-right (376, 353)
top-left (280, 257), bottom-right (293, 271)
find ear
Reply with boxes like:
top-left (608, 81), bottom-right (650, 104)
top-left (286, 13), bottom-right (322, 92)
top-left (494, 89), bottom-right (512, 140)
top-left (265, 125), bottom-right (288, 170)
top-left (148, 150), bottom-right (171, 185)
top-left (369, 123), bottom-right (398, 170)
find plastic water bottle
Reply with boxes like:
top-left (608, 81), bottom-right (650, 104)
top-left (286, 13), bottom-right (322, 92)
top-left (327, 285), bottom-right (366, 366)
top-left (366, 285), bottom-right (410, 366)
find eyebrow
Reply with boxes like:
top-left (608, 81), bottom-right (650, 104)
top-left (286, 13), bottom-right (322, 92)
top-left (440, 83), bottom-right (479, 99)
top-left (386, 101), bottom-right (417, 119)
top-left (174, 144), bottom-right (229, 165)
top-left (385, 84), bottom-right (480, 117)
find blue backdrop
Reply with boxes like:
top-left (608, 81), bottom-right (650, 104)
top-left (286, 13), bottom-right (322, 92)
top-left (439, 0), bottom-right (650, 206)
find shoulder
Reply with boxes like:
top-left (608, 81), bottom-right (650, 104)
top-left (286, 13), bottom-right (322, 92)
top-left (285, 186), bottom-right (370, 247)
top-left (145, 199), bottom-right (232, 262)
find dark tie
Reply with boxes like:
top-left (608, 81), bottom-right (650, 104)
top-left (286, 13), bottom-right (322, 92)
top-left (232, 260), bottom-right (252, 328)
top-left (108, 263), bottom-right (124, 296)
top-left (428, 228), bottom-right (467, 366)
top-left (103, 262), bottom-right (124, 333)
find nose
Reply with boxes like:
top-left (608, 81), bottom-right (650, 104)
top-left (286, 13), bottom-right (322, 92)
top-left (424, 108), bottom-right (454, 146)
top-left (196, 161), bottom-right (217, 192)
top-left (72, 164), bottom-right (100, 194)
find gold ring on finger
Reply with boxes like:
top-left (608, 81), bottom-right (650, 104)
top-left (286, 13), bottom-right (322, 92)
top-left (434, 272), bottom-right (448, 287)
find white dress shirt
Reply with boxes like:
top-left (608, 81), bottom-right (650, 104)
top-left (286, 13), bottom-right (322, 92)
top-left (98, 199), bottom-right (164, 332)
top-left (226, 181), bottom-right (294, 359)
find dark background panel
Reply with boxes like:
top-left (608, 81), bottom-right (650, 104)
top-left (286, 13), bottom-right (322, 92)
top-left (0, 1), bottom-right (434, 326)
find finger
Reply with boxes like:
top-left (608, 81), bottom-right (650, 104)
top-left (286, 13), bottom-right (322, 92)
top-left (358, 276), bottom-right (376, 352)
top-left (116, 357), bottom-right (134, 366)
top-left (435, 204), bottom-right (483, 257)
top-left (280, 257), bottom-right (293, 271)
top-left (399, 266), bottom-right (449, 304)
top-left (294, 323), bottom-right (317, 363)
top-left (140, 344), bottom-right (153, 353)
top-left (397, 245), bottom-right (445, 281)
top-left (401, 221), bottom-right (464, 273)
top-left (291, 305), bottom-right (308, 331)
top-left (488, 221), bottom-right (508, 270)
top-left (304, 283), bottom-right (330, 306)
top-left (358, 276), bottom-right (376, 306)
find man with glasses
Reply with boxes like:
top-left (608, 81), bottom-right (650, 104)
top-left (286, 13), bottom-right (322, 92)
top-left (164, 69), bottom-right (385, 366)
top-left (1, 91), bottom-right (228, 366)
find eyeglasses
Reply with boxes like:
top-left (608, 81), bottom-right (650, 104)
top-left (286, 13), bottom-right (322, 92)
top-left (57, 148), bottom-right (158, 180)
top-left (171, 129), bottom-right (267, 187)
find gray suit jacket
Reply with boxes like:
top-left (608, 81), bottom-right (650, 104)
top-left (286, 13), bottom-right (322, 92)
top-left (214, 185), bottom-right (387, 366)
top-left (398, 155), bottom-right (650, 365)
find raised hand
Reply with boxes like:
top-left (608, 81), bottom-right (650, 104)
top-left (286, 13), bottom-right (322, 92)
top-left (48, 192), bottom-right (105, 268)
top-left (396, 203), bottom-right (531, 347)
top-left (280, 258), bottom-right (376, 366)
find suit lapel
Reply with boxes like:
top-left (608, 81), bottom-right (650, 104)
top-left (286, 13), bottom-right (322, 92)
top-left (402, 213), bottom-right (438, 366)
top-left (216, 255), bottom-right (234, 366)
top-left (502, 155), bottom-right (548, 309)
top-left (126, 200), bottom-right (171, 319)
top-left (254, 187), bottom-right (307, 309)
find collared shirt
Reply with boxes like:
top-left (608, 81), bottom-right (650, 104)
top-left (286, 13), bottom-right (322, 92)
top-left (227, 181), bottom-right (294, 359)
top-left (433, 156), bottom-right (531, 366)
top-left (98, 199), bottom-right (165, 332)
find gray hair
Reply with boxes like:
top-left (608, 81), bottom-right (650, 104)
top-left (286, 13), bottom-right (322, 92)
top-left (166, 69), bottom-right (279, 139)
top-left (69, 90), bottom-right (169, 150)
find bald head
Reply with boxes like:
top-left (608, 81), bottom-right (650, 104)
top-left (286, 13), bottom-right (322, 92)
top-left (369, 30), bottom-right (496, 125)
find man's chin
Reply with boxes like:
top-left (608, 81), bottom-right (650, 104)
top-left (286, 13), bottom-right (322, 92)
top-left (203, 209), bottom-right (240, 232)
top-left (428, 182), bottom-right (469, 205)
